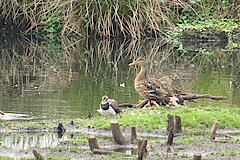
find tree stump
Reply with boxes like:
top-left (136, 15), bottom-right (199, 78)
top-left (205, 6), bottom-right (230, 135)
top-left (167, 114), bottom-right (174, 132)
top-left (210, 122), bottom-right (218, 141)
top-left (137, 140), bottom-right (148, 160)
top-left (193, 153), bottom-right (202, 160)
top-left (88, 135), bottom-right (100, 151)
top-left (167, 127), bottom-right (174, 145)
top-left (110, 120), bottom-right (126, 145)
top-left (174, 115), bottom-right (182, 133)
top-left (131, 127), bottom-right (138, 143)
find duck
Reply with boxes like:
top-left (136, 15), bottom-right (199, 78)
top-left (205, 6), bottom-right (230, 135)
top-left (97, 96), bottom-right (122, 116)
top-left (129, 57), bottom-right (179, 106)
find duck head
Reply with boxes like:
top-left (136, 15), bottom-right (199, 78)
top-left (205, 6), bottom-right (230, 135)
top-left (129, 57), bottom-right (148, 67)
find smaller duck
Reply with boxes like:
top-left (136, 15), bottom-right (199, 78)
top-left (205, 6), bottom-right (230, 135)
top-left (97, 96), bottom-right (122, 116)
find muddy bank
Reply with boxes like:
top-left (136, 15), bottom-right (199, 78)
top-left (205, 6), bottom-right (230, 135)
top-left (0, 117), bottom-right (240, 160)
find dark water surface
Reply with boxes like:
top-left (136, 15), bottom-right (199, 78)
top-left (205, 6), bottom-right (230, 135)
top-left (0, 37), bottom-right (239, 121)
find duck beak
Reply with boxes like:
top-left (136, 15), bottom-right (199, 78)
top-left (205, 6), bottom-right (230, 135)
top-left (129, 61), bottom-right (137, 66)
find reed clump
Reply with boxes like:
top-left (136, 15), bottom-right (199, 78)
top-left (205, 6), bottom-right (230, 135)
top-left (0, 0), bottom-right (182, 38)
top-left (0, 0), bottom-right (238, 38)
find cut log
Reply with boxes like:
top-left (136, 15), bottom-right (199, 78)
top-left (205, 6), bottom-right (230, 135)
top-left (93, 149), bottom-right (129, 156)
top-left (32, 149), bottom-right (45, 160)
top-left (174, 115), bottom-right (182, 133)
top-left (131, 127), bottom-right (138, 143)
top-left (110, 120), bottom-right (126, 145)
top-left (210, 122), bottom-right (219, 141)
top-left (137, 140), bottom-right (148, 160)
top-left (88, 135), bottom-right (100, 151)
top-left (167, 127), bottom-right (174, 145)
top-left (167, 114), bottom-right (174, 132)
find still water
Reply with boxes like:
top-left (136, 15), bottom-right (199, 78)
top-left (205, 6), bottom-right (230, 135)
top-left (0, 37), bottom-right (239, 120)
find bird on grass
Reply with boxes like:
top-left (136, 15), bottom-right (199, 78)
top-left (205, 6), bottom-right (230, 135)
top-left (129, 57), bottom-right (179, 106)
top-left (97, 96), bottom-right (122, 116)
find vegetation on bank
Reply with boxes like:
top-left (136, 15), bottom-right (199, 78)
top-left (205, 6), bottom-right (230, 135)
top-left (0, 0), bottom-right (239, 38)
top-left (2, 103), bottom-right (240, 133)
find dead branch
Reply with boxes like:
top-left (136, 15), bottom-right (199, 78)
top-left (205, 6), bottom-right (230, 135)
top-left (93, 149), bottom-right (129, 156)
top-left (174, 88), bottom-right (226, 101)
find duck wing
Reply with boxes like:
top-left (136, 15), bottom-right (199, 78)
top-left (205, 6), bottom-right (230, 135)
top-left (108, 98), bottom-right (122, 114)
top-left (135, 78), bottom-right (169, 100)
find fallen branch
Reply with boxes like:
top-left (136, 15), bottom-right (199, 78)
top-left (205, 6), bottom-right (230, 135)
top-left (174, 88), bottom-right (226, 101)
top-left (93, 149), bottom-right (129, 156)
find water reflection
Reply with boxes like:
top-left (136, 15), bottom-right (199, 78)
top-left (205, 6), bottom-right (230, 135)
top-left (0, 133), bottom-right (68, 150)
top-left (0, 36), bottom-right (239, 121)
top-left (0, 112), bottom-right (32, 120)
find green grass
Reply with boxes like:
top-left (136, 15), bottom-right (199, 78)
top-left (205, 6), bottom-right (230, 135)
top-left (0, 156), bottom-right (14, 160)
top-left (79, 104), bottom-right (240, 132)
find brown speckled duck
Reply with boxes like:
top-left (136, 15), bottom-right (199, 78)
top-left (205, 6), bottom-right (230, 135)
top-left (129, 57), bottom-right (179, 106)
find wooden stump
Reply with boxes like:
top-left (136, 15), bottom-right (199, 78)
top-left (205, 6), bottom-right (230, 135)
top-left (210, 122), bottom-right (218, 141)
top-left (137, 140), bottom-right (148, 160)
top-left (167, 114), bottom-right (174, 132)
top-left (88, 135), bottom-right (100, 151)
top-left (110, 120), bottom-right (126, 145)
top-left (33, 149), bottom-right (45, 160)
top-left (131, 127), bottom-right (138, 143)
top-left (174, 115), bottom-right (182, 133)
top-left (167, 127), bottom-right (174, 145)
top-left (193, 153), bottom-right (202, 160)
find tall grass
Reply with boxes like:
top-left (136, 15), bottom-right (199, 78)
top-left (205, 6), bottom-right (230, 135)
top-left (0, 0), bottom-right (183, 38)
top-left (1, 0), bottom-right (238, 38)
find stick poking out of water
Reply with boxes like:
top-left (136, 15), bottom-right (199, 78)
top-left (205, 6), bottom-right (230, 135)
top-left (210, 122), bottom-right (219, 141)
top-left (88, 135), bottom-right (100, 151)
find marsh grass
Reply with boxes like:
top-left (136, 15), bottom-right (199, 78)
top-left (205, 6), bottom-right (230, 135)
top-left (84, 104), bottom-right (240, 132)
top-left (0, 0), bottom-right (182, 38)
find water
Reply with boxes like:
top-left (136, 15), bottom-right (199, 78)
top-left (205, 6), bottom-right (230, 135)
top-left (0, 37), bottom-right (239, 121)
